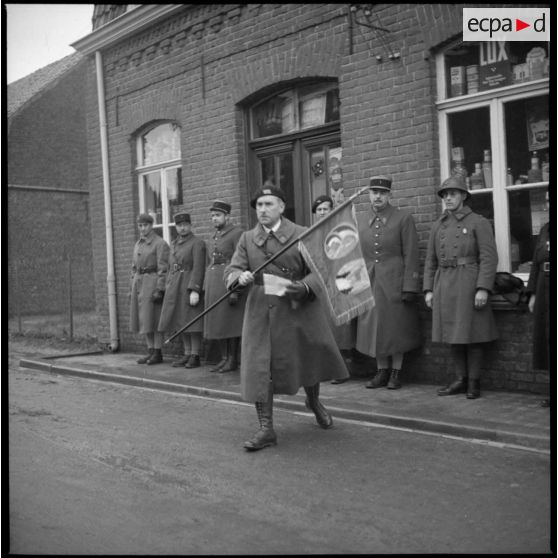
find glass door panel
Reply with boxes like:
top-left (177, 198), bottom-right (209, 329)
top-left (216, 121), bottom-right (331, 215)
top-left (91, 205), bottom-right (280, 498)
top-left (140, 172), bottom-right (162, 227)
top-left (257, 153), bottom-right (296, 223)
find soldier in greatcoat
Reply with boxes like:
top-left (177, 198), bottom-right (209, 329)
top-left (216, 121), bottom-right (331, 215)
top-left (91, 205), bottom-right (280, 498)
top-left (129, 213), bottom-right (170, 365)
top-left (355, 176), bottom-right (422, 389)
top-left (224, 186), bottom-right (348, 451)
top-left (158, 212), bottom-right (206, 369)
top-left (527, 189), bottom-right (549, 407)
top-left (423, 176), bottom-right (498, 399)
top-left (203, 200), bottom-right (246, 373)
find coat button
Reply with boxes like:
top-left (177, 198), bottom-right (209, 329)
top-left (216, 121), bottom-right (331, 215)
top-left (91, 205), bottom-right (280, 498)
top-left (268, 304), bottom-right (274, 309)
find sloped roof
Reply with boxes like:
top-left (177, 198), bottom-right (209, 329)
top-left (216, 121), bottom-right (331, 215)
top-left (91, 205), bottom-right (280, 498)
top-left (7, 52), bottom-right (85, 120)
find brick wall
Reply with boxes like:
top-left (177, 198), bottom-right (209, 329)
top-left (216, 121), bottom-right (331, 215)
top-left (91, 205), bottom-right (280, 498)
top-left (8, 62), bottom-right (95, 316)
top-left (83, 4), bottom-right (547, 392)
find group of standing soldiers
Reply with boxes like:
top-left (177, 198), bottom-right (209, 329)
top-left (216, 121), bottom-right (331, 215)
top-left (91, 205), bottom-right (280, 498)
top-left (129, 200), bottom-right (245, 372)
top-left (129, 174), bottom-right (549, 451)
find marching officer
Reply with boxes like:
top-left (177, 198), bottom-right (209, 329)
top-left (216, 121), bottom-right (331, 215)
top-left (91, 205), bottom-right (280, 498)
top-left (423, 175), bottom-right (498, 399)
top-left (203, 200), bottom-right (246, 373)
top-left (130, 213), bottom-right (170, 365)
top-left (224, 186), bottom-right (348, 451)
top-left (158, 212), bottom-right (206, 369)
top-left (355, 176), bottom-right (422, 389)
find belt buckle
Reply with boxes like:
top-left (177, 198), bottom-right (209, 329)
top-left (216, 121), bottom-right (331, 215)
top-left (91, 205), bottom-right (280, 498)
top-left (543, 262), bottom-right (550, 273)
top-left (173, 263), bottom-right (179, 272)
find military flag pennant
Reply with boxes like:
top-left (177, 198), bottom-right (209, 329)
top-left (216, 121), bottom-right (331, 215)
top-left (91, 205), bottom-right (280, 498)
top-left (299, 203), bottom-right (374, 325)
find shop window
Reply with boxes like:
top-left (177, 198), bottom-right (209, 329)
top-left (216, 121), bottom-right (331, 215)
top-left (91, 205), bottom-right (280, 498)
top-left (436, 41), bottom-right (549, 279)
top-left (247, 81), bottom-right (342, 227)
top-left (135, 122), bottom-right (182, 243)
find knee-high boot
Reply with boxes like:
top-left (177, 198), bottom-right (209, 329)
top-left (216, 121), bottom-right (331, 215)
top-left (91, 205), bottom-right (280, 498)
top-left (466, 343), bottom-right (483, 399)
top-left (438, 344), bottom-right (468, 395)
top-left (304, 383), bottom-right (333, 429)
top-left (244, 382), bottom-right (277, 451)
top-left (220, 338), bottom-right (239, 373)
top-left (210, 339), bottom-right (228, 373)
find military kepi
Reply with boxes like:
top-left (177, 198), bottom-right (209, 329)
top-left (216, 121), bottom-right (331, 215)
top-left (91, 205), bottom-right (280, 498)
top-left (250, 186), bottom-right (287, 208)
top-left (174, 212), bottom-right (191, 224)
top-left (369, 175), bottom-right (392, 191)
top-left (210, 200), bottom-right (231, 214)
top-left (137, 212), bottom-right (154, 224)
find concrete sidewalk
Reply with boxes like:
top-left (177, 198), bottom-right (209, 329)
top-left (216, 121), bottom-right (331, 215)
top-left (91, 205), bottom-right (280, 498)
top-left (19, 351), bottom-right (551, 453)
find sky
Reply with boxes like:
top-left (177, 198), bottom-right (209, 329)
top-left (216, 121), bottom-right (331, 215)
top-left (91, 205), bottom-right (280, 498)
top-left (6, 3), bottom-right (94, 84)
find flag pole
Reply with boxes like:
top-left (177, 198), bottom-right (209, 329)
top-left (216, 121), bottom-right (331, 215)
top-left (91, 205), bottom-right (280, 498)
top-left (164, 185), bottom-right (371, 343)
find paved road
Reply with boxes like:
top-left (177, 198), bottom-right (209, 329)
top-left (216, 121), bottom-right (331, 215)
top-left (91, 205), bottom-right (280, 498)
top-left (8, 365), bottom-right (551, 554)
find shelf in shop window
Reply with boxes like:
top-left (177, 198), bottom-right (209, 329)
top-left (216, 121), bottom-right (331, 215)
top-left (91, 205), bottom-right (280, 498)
top-left (505, 181), bottom-right (549, 191)
top-left (437, 78), bottom-right (549, 110)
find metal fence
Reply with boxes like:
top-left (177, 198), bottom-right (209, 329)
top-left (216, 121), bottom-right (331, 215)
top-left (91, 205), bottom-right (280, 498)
top-left (9, 255), bottom-right (97, 341)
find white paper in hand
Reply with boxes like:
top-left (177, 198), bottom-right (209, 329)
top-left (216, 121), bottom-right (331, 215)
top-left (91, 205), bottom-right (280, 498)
top-left (263, 273), bottom-right (292, 296)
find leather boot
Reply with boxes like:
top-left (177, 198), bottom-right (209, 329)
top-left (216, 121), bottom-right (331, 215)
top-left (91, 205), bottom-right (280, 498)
top-left (466, 344), bottom-right (483, 399)
top-left (437, 377), bottom-right (467, 396)
top-left (210, 339), bottom-right (228, 373)
top-left (304, 383), bottom-right (333, 429)
top-left (146, 348), bottom-right (163, 365)
top-left (466, 379), bottom-right (481, 399)
top-left (184, 354), bottom-right (200, 368)
top-left (219, 338), bottom-right (239, 373)
top-left (387, 369), bottom-right (402, 390)
top-left (244, 387), bottom-right (277, 451)
top-left (137, 348), bottom-right (153, 364)
top-left (366, 368), bottom-right (390, 389)
top-left (172, 354), bottom-right (191, 367)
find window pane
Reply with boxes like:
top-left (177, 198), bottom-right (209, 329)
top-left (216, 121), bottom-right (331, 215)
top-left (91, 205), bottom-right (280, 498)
top-left (504, 95), bottom-right (549, 185)
top-left (166, 167), bottom-right (183, 207)
top-left (509, 188), bottom-right (548, 273)
top-left (257, 154), bottom-right (295, 222)
top-left (140, 172), bottom-right (162, 225)
top-left (468, 192), bottom-right (494, 228)
top-left (328, 147), bottom-right (343, 206)
top-left (141, 123), bottom-right (181, 165)
top-left (252, 91), bottom-right (294, 139)
top-left (448, 107), bottom-right (493, 189)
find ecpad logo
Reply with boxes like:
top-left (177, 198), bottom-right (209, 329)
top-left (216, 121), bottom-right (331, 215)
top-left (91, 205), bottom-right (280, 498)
top-left (463, 8), bottom-right (549, 41)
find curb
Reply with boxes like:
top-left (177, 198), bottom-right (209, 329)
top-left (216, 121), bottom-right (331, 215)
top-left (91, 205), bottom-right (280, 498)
top-left (19, 358), bottom-right (550, 453)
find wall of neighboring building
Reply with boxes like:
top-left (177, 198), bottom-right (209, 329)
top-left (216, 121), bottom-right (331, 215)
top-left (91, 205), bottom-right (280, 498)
top-left (83, 4), bottom-right (547, 393)
top-left (8, 62), bottom-right (95, 316)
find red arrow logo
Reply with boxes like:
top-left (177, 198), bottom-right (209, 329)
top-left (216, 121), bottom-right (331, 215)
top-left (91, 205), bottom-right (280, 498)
top-left (516, 18), bottom-right (530, 31)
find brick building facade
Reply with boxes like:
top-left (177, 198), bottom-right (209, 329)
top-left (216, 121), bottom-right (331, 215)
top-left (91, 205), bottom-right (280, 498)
top-left (8, 54), bottom-right (95, 316)
top-left (73, 4), bottom-right (549, 392)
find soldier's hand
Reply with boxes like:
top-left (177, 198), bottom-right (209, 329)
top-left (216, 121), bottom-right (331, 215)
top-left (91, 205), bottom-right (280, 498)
top-left (401, 292), bottom-right (416, 303)
top-left (424, 291), bottom-right (433, 309)
top-left (189, 291), bottom-right (200, 306)
top-left (237, 271), bottom-right (255, 286)
top-left (151, 289), bottom-right (164, 304)
top-left (285, 281), bottom-right (308, 301)
top-left (528, 294), bottom-right (536, 313)
top-left (474, 288), bottom-right (488, 309)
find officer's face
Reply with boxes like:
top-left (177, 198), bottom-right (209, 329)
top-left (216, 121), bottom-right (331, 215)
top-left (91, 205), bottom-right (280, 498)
top-left (176, 222), bottom-right (191, 236)
top-left (441, 189), bottom-right (466, 212)
top-left (369, 188), bottom-right (391, 211)
top-left (256, 195), bottom-right (285, 227)
top-left (210, 211), bottom-right (228, 229)
top-left (315, 201), bottom-right (332, 220)
top-left (138, 222), bottom-right (152, 237)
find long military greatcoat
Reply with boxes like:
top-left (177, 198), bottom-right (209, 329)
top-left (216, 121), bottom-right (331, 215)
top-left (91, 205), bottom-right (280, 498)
top-left (129, 231), bottom-right (170, 334)
top-left (356, 204), bottom-right (422, 356)
top-left (224, 217), bottom-right (349, 402)
top-left (527, 222), bottom-right (549, 370)
top-left (423, 205), bottom-right (498, 344)
top-left (158, 232), bottom-right (206, 334)
top-left (203, 223), bottom-right (246, 339)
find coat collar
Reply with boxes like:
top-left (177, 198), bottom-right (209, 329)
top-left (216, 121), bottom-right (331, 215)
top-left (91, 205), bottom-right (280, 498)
top-left (213, 222), bottom-right (234, 238)
top-left (368, 203), bottom-right (395, 226)
top-left (253, 217), bottom-right (296, 247)
top-left (175, 231), bottom-right (192, 244)
top-left (441, 205), bottom-right (472, 222)
top-left (140, 231), bottom-right (156, 244)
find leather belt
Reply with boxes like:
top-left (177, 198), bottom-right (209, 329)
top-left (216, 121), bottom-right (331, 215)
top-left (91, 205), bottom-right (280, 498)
top-left (134, 266), bottom-right (157, 274)
top-left (439, 256), bottom-right (478, 268)
top-left (543, 262), bottom-right (550, 273)
top-left (212, 255), bottom-right (230, 265)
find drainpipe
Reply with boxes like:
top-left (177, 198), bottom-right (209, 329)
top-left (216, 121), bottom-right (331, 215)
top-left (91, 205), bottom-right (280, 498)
top-left (95, 50), bottom-right (119, 352)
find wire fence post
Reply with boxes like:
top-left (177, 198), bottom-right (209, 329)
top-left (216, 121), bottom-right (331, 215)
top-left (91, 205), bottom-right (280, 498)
top-left (67, 256), bottom-right (74, 341)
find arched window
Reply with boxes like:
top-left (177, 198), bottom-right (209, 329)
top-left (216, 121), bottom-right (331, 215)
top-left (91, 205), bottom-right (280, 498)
top-left (247, 80), bottom-right (342, 226)
top-left (135, 122), bottom-right (182, 243)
